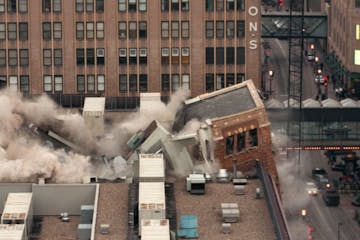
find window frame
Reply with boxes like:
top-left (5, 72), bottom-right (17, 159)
top-left (19, 0), bottom-right (28, 13)
top-left (76, 22), bottom-right (84, 40)
top-left (7, 22), bottom-right (17, 40)
top-left (43, 75), bottom-right (53, 92)
top-left (54, 48), bottom-right (62, 66)
top-left (205, 21), bottom-right (214, 38)
top-left (19, 49), bottom-right (29, 66)
top-left (42, 22), bottom-right (51, 40)
top-left (53, 22), bottom-right (62, 40)
top-left (43, 48), bottom-right (52, 66)
top-left (19, 22), bottom-right (28, 40)
top-left (96, 21), bottom-right (104, 39)
top-left (86, 21), bottom-right (94, 39)
top-left (181, 21), bottom-right (189, 38)
top-left (119, 74), bottom-right (127, 92)
top-left (161, 21), bottom-right (169, 39)
top-left (118, 21), bottom-right (127, 39)
top-left (77, 75), bottom-right (85, 92)
top-left (20, 75), bottom-right (29, 92)
top-left (76, 0), bottom-right (84, 12)
top-left (8, 49), bottom-right (17, 67)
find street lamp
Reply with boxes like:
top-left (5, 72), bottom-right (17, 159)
top-left (268, 70), bottom-right (274, 95)
top-left (315, 56), bottom-right (319, 63)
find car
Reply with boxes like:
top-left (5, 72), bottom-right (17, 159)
top-left (312, 168), bottom-right (328, 179)
top-left (306, 182), bottom-right (319, 196)
top-left (322, 189), bottom-right (340, 206)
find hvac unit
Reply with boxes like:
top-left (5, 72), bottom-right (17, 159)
top-left (97, 48), bottom-right (105, 57)
top-left (100, 224), bottom-right (110, 235)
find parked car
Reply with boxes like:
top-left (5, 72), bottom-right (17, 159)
top-left (305, 182), bottom-right (319, 196)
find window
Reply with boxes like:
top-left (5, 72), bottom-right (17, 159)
top-left (0, 49), bottom-right (5, 66)
top-left (129, 74), bottom-right (137, 92)
top-left (7, 0), bottom-right (16, 13)
top-left (171, 74), bottom-right (180, 91)
top-left (119, 48), bottom-right (127, 64)
top-left (236, 47), bottom-right (245, 65)
top-left (205, 0), bottom-right (213, 11)
top-left (139, 0), bottom-right (146, 11)
top-left (87, 75), bottom-right (95, 92)
top-left (216, 0), bottom-right (223, 11)
top-left (129, 48), bottom-right (137, 64)
top-left (226, 47), bottom-right (234, 64)
top-left (87, 48), bottom-right (95, 65)
top-left (43, 22), bottom-right (51, 40)
top-left (44, 75), bottom-right (52, 92)
top-left (119, 74), bottom-right (127, 92)
top-left (53, 0), bottom-right (61, 12)
top-left (161, 74), bottom-right (170, 91)
top-left (226, 21), bottom-right (234, 38)
top-left (216, 21), bottom-right (224, 38)
top-left (216, 47), bottom-right (224, 65)
top-left (205, 47), bottom-right (214, 64)
top-left (97, 75), bottom-right (105, 91)
top-left (216, 74), bottom-right (224, 89)
top-left (42, 0), bottom-right (51, 12)
top-left (205, 21), bottom-right (214, 38)
top-left (19, 0), bottom-right (27, 12)
top-left (181, 21), bottom-right (189, 38)
top-left (237, 132), bottom-right (245, 152)
top-left (53, 22), bottom-right (62, 39)
top-left (86, 0), bottom-right (94, 12)
top-left (226, 0), bottom-right (234, 11)
top-left (0, 23), bottom-right (5, 39)
top-left (96, 22), bottom-right (104, 39)
top-left (20, 75), bottom-right (29, 92)
top-left (226, 135), bottom-right (234, 155)
top-left (248, 129), bottom-right (258, 147)
top-left (129, 21), bottom-right (137, 39)
top-left (139, 21), bottom-right (147, 38)
top-left (9, 76), bottom-right (18, 91)
top-left (0, 0), bottom-right (4, 12)
top-left (43, 49), bottom-right (52, 66)
top-left (54, 75), bottom-right (63, 92)
top-left (139, 48), bottom-right (147, 64)
top-left (355, 50), bottom-right (360, 65)
top-left (161, 0), bottom-right (169, 11)
top-left (8, 49), bottom-right (17, 66)
top-left (161, 21), bottom-right (169, 38)
top-left (181, 47), bottom-right (189, 64)
top-left (171, 21), bottom-right (179, 38)
top-left (96, 0), bottom-right (104, 12)
top-left (96, 48), bottom-right (105, 65)
top-left (8, 22), bottom-right (16, 40)
top-left (226, 73), bottom-right (234, 86)
top-left (19, 22), bottom-right (28, 40)
top-left (181, 0), bottom-right (189, 11)
top-left (161, 48), bottom-right (169, 64)
top-left (76, 48), bottom-right (85, 65)
top-left (171, 47), bottom-right (179, 64)
top-left (357, 0), bottom-right (360, 8)
top-left (237, 20), bottom-right (245, 38)
top-left (171, 0), bottom-right (179, 11)
top-left (54, 49), bottom-right (62, 66)
top-left (205, 73), bottom-right (214, 92)
top-left (139, 74), bottom-right (147, 92)
top-left (0, 76), bottom-right (5, 89)
top-left (76, 0), bottom-right (84, 12)
top-left (118, 0), bottom-right (126, 11)
top-left (19, 49), bottom-right (28, 66)
top-left (182, 74), bottom-right (190, 89)
top-left (118, 21), bottom-right (126, 39)
top-left (236, 73), bottom-right (244, 83)
top-left (77, 75), bottom-right (85, 92)
top-left (86, 22), bottom-right (94, 39)
top-left (76, 22), bottom-right (84, 40)
top-left (357, 24), bottom-right (360, 40)
top-left (236, 0), bottom-right (244, 10)
top-left (128, 0), bottom-right (136, 11)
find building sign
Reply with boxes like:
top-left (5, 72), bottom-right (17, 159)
top-left (248, 6), bottom-right (259, 50)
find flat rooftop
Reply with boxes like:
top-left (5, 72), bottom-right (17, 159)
top-left (174, 179), bottom-right (277, 240)
top-left (95, 183), bottom-right (128, 240)
top-left (39, 216), bottom-right (80, 240)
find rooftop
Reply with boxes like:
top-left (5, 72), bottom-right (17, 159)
top-left (39, 216), bottom-right (80, 240)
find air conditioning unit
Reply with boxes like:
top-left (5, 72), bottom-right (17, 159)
top-left (97, 48), bottom-right (105, 57)
top-left (162, 48), bottom-right (169, 56)
top-left (140, 48), bottom-right (147, 56)
top-left (100, 224), bottom-right (110, 235)
top-left (119, 49), bottom-right (126, 57)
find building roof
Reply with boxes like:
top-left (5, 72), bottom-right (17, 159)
top-left (39, 216), bottom-right (80, 240)
top-left (83, 97), bottom-right (105, 116)
top-left (0, 224), bottom-right (25, 240)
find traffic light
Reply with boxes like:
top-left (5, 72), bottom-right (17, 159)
top-left (323, 75), bottom-right (328, 87)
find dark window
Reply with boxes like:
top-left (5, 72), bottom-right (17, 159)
top-left (139, 21), bottom-right (147, 38)
top-left (96, 48), bottom-right (105, 65)
top-left (7, 0), bottom-right (16, 13)
top-left (248, 129), bottom-right (258, 147)
top-left (119, 74), bottom-right (127, 92)
top-left (226, 47), bottom-right (234, 64)
top-left (139, 48), bottom-right (147, 64)
top-left (205, 0), bottom-right (213, 11)
top-left (216, 74), bottom-right (224, 89)
top-left (19, 49), bottom-right (29, 66)
top-left (181, 0), bottom-right (189, 11)
top-left (205, 21), bottom-right (214, 38)
top-left (216, 0), bottom-right (223, 11)
top-left (216, 21), bottom-right (224, 38)
top-left (205, 73), bottom-right (214, 92)
top-left (226, 73), bottom-right (234, 86)
top-left (128, 0), bottom-right (136, 11)
top-left (43, 49), bottom-right (52, 66)
top-left (236, 0), bottom-right (244, 10)
top-left (0, 50), bottom-right (5, 66)
top-left (129, 74), bottom-right (137, 92)
top-left (19, 22), bottom-right (28, 40)
top-left (43, 22), bottom-right (51, 40)
top-left (129, 21), bottom-right (137, 39)
top-left (8, 49), bottom-right (17, 66)
top-left (171, 0), bottom-right (179, 11)
top-left (129, 48), bottom-right (137, 64)
top-left (237, 20), bottom-right (245, 38)
top-left (237, 132), bottom-right (245, 152)
top-left (86, 48), bottom-right (95, 65)
top-left (96, 0), bottom-right (104, 12)
top-left (226, 20), bottom-right (235, 38)
top-left (54, 49), bottom-right (62, 66)
top-left (161, 0), bottom-right (169, 11)
top-left (20, 75), bottom-right (29, 92)
top-left (216, 47), bottom-right (224, 65)
top-left (357, 0), bottom-right (360, 8)
top-left (139, 74), bottom-right (147, 92)
top-left (0, 76), bottom-right (6, 89)
top-left (77, 75), bottom-right (85, 92)
top-left (76, 48), bottom-right (85, 65)
top-left (206, 47), bottom-right (214, 64)
top-left (226, 135), bottom-right (234, 155)
top-left (161, 74), bottom-right (170, 91)
top-left (42, 0), bottom-right (51, 12)
top-left (236, 73), bottom-right (245, 83)
top-left (119, 48), bottom-right (127, 64)
top-left (226, 0), bottom-right (234, 11)
top-left (236, 47), bottom-right (245, 65)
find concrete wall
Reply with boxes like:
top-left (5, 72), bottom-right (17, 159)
top-left (0, 183), bottom-right (33, 213)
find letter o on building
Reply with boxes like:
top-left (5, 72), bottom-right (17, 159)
top-left (248, 6), bottom-right (258, 16)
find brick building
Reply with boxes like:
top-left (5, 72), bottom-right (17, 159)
top-left (0, 0), bottom-right (261, 108)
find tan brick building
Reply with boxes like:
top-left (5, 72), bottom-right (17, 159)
top-left (0, 0), bottom-right (261, 108)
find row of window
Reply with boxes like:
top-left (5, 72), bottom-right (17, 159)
top-left (0, 0), bottom-right (27, 13)
top-left (119, 48), bottom-right (147, 65)
top-left (0, 49), bottom-right (28, 66)
top-left (42, 0), bottom-right (62, 13)
top-left (205, 20), bottom-right (244, 39)
top-left (76, 74), bottom-right (105, 92)
top-left (0, 75), bottom-right (29, 92)
top-left (225, 128), bottom-right (258, 156)
top-left (161, 21), bottom-right (189, 39)
top-left (76, 48), bottom-right (105, 65)
top-left (161, 47), bottom-right (189, 65)
top-left (42, 22), bottom-right (62, 40)
top-left (118, 21), bottom-right (147, 39)
top-left (205, 0), bottom-right (245, 12)
top-left (75, 0), bottom-right (104, 13)
top-left (76, 22), bottom-right (104, 40)
top-left (205, 47), bottom-right (245, 65)
top-left (205, 73), bottom-right (245, 92)
top-left (117, 0), bottom-right (147, 12)
top-left (161, 73), bottom-right (190, 92)
top-left (160, 0), bottom-right (189, 12)
top-left (0, 22), bottom-right (28, 40)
